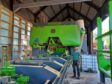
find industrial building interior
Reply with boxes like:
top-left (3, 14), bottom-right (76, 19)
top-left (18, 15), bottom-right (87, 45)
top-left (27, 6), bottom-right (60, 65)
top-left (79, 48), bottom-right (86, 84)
top-left (0, 0), bottom-right (112, 84)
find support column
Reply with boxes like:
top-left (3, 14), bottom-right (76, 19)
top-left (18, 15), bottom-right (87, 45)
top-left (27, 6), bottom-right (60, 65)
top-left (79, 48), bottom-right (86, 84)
top-left (9, 0), bottom-right (14, 59)
top-left (87, 27), bottom-right (92, 54)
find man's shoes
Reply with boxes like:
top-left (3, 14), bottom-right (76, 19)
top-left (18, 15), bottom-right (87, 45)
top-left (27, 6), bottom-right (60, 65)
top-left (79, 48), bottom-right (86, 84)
top-left (76, 77), bottom-right (80, 79)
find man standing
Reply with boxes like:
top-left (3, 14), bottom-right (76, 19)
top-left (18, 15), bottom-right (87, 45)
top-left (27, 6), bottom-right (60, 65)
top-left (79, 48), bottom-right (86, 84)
top-left (71, 47), bottom-right (80, 79)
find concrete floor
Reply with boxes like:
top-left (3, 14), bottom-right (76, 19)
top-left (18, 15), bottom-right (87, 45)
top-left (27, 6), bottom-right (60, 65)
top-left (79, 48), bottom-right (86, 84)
top-left (64, 66), bottom-right (112, 84)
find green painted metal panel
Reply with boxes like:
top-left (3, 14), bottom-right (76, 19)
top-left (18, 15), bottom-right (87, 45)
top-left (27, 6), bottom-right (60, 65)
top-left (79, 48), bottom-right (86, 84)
top-left (109, 0), bottom-right (112, 79)
top-left (97, 17), bottom-right (110, 77)
top-left (30, 24), bottom-right (81, 47)
top-left (96, 0), bottom-right (112, 79)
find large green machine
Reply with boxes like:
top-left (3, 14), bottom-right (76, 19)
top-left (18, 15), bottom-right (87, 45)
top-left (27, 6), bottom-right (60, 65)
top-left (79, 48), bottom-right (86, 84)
top-left (96, 0), bottom-right (112, 83)
top-left (30, 23), bottom-right (85, 58)
top-left (30, 24), bottom-right (81, 47)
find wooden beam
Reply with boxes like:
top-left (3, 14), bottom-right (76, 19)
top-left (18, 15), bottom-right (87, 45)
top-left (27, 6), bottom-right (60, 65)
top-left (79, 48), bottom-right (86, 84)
top-left (17, 0), bottom-right (34, 15)
top-left (78, 3), bottom-right (82, 18)
top-left (34, 6), bottom-right (47, 17)
top-left (69, 6), bottom-right (92, 22)
top-left (59, 5), bottom-right (65, 19)
top-left (86, 5), bottom-right (91, 16)
top-left (48, 6), bottom-right (67, 22)
top-left (50, 6), bottom-right (56, 15)
top-left (10, 0), bottom-right (13, 11)
top-left (66, 4), bottom-right (70, 17)
top-left (13, 0), bottom-right (92, 12)
top-left (33, 0), bottom-right (37, 2)
top-left (42, 10), bottom-right (50, 19)
top-left (26, 8), bottom-right (34, 15)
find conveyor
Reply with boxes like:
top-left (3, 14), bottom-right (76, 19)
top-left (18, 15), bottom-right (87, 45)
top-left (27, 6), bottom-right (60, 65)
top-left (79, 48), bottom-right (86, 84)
top-left (11, 57), bottom-right (68, 84)
top-left (15, 66), bottom-right (57, 84)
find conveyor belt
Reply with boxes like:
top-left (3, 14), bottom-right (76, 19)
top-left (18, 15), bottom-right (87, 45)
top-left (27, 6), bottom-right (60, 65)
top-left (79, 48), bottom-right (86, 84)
top-left (13, 61), bottom-right (39, 66)
top-left (30, 57), bottom-right (66, 65)
top-left (15, 66), bottom-right (57, 84)
top-left (13, 61), bottom-right (62, 71)
top-left (12, 57), bottom-right (67, 84)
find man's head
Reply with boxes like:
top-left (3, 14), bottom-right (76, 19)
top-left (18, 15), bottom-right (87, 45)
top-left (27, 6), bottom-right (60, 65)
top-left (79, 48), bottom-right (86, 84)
top-left (74, 47), bottom-right (79, 52)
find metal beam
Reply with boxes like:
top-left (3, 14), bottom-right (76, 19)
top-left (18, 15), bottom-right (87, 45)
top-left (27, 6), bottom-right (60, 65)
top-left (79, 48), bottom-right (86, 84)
top-left (69, 6), bottom-right (92, 22)
top-left (13, 0), bottom-right (92, 12)
top-left (48, 6), bottom-right (67, 22)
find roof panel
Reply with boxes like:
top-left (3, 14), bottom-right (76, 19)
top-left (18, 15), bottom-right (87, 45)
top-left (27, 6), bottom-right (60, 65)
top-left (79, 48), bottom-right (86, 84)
top-left (74, 3), bottom-right (81, 12)
top-left (87, 7), bottom-right (97, 20)
top-left (69, 9), bottom-right (74, 17)
top-left (44, 7), bottom-right (54, 18)
top-left (62, 9), bottom-right (68, 17)
top-left (52, 5), bottom-right (60, 14)
top-left (59, 4), bottom-right (66, 9)
top-left (93, 0), bottom-right (105, 7)
top-left (57, 14), bottom-right (63, 21)
top-left (69, 3), bottom-right (74, 8)
top-left (81, 3), bottom-right (89, 16)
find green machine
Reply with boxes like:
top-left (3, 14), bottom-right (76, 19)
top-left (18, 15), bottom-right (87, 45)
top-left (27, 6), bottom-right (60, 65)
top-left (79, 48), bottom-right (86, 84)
top-left (30, 23), bottom-right (85, 58)
top-left (96, 0), bottom-right (112, 83)
top-left (30, 24), bottom-right (81, 46)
